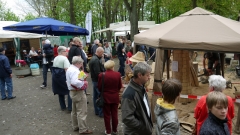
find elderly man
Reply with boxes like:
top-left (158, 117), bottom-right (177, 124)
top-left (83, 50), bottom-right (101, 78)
top-left (52, 46), bottom-right (72, 112)
top-left (0, 47), bottom-right (16, 100)
top-left (40, 39), bottom-right (53, 89)
top-left (66, 56), bottom-right (92, 134)
top-left (194, 75), bottom-right (234, 135)
top-left (121, 62), bottom-right (153, 135)
top-left (91, 39), bottom-right (100, 55)
top-left (103, 42), bottom-right (112, 62)
top-left (89, 47), bottom-right (105, 117)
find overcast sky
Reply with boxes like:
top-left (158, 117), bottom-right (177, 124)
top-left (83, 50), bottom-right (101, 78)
top-left (2, 0), bottom-right (36, 19)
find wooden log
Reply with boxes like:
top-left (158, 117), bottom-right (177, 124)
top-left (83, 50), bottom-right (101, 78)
top-left (235, 103), bottom-right (240, 134)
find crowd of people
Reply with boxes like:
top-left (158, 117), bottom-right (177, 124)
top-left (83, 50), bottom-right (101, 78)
top-left (0, 35), bottom-right (235, 135)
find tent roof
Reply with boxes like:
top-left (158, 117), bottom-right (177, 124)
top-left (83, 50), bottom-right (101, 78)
top-left (94, 21), bottom-right (155, 33)
top-left (134, 7), bottom-right (240, 53)
top-left (0, 21), bottom-right (51, 39)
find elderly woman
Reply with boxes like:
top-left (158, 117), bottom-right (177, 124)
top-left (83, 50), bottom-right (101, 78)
top-left (194, 75), bottom-right (234, 135)
top-left (52, 46), bottom-right (72, 112)
top-left (97, 60), bottom-right (122, 135)
top-left (29, 47), bottom-right (38, 57)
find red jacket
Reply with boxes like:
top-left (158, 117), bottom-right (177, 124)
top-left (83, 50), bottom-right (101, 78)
top-left (98, 70), bottom-right (122, 104)
top-left (194, 93), bottom-right (234, 135)
top-left (53, 47), bottom-right (58, 57)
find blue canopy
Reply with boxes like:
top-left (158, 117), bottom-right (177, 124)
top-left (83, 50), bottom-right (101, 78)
top-left (3, 17), bottom-right (89, 36)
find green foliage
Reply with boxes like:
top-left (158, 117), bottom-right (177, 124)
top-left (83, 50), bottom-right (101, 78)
top-left (3, 9), bottom-right (20, 21)
top-left (23, 13), bottom-right (37, 21)
top-left (0, 0), bottom-right (19, 21)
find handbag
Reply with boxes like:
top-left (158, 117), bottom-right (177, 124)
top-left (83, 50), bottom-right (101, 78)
top-left (96, 72), bottom-right (105, 108)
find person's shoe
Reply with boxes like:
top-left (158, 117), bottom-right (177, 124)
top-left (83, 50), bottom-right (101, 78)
top-left (112, 131), bottom-right (118, 135)
top-left (73, 128), bottom-right (79, 132)
top-left (99, 115), bottom-right (104, 118)
top-left (8, 96), bottom-right (16, 100)
top-left (40, 85), bottom-right (46, 89)
top-left (86, 93), bottom-right (91, 95)
top-left (1, 97), bottom-right (7, 100)
top-left (66, 110), bottom-right (71, 114)
top-left (87, 101), bottom-right (89, 104)
top-left (80, 129), bottom-right (93, 134)
top-left (105, 131), bottom-right (111, 135)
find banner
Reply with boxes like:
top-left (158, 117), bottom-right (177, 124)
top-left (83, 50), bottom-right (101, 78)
top-left (85, 10), bottom-right (92, 43)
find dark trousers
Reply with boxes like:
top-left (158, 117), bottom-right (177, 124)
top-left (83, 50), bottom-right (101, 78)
top-left (42, 63), bottom-right (52, 87)
top-left (58, 94), bottom-right (72, 111)
top-left (118, 57), bottom-right (125, 76)
top-left (103, 103), bottom-right (118, 134)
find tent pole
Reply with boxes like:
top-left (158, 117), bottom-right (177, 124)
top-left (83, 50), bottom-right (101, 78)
top-left (45, 30), bottom-right (47, 38)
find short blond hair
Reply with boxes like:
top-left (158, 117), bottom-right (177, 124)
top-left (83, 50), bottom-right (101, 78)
top-left (104, 60), bottom-right (115, 70)
top-left (206, 91), bottom-right (228, 109)
top-left (73, 37), bottom-right (81, 43)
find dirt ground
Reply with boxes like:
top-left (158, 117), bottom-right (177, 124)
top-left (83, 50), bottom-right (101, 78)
top-left (0, 54), bottom-right (240, 135)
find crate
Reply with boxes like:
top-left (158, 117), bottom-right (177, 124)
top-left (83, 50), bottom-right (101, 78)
top-left (31, 68), bottom-right (40, 75)
top-left (30, 63), bottom-right (39, 69)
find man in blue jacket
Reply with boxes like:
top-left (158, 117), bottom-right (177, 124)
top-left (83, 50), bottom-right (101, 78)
top-left (0, 47), bottom-right (16, 100)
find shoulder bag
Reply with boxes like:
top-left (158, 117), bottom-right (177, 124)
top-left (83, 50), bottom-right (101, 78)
top-left (96, 72), bottom-right (105, 108)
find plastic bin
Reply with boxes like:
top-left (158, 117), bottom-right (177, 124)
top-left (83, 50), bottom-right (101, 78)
top-left (31, 68), bottom-right (40, 75)
top-left (30, 63), bottom-right (39, 69)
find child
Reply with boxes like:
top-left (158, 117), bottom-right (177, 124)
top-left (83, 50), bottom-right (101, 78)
top-left (154, 79), bottom-right (182, 135)
top-left (199, 91), bottom-right (230, 135)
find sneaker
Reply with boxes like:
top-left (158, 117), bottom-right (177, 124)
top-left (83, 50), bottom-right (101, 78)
top-left (40, 85), bottom-right (46, 89)
top-left (112, 131), bottom-right (118, 135)
top-left (105, 131), bottom-right (111, 135)
top-left (8, 96), bottom-right (16, 100)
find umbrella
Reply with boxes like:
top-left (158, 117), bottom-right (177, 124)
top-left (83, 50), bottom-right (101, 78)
top-left (3, 17), bottom-right (89, 36)
top-left (134, 7), bottom-right (240, 53)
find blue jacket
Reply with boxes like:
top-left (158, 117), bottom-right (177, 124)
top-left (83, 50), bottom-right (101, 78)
top-left (0, 53), bottom-right (12, 78)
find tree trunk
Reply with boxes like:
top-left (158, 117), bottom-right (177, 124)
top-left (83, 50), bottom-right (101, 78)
top-left (69, 0), bottom-right (76, 24)
top-left (192, 0), bottom-right (197, 8)
top-left (124, 0), bottom-right (138, 41)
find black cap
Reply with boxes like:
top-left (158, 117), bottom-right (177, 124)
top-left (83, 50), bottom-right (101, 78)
top-left (0, 47), bottom-right (5, 52)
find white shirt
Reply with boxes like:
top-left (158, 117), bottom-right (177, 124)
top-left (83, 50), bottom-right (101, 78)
top-left (66, 65), bottom-right (84, 90)
top-left (29, 50), bottom-right (38, 56)
top-left (143, 93), bottom-right (150, 117)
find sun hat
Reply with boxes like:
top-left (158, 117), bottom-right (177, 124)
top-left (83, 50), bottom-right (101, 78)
top-left (129, 51), bottom-right (145, 63)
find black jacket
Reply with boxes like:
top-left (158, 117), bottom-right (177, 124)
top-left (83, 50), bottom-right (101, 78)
top-left (68, 44), bottom-right (81, 64)
top-left (121, 79), bottom-right (153, 135)
top-left (51, 67), bottom-right (69, 95)
top-left (88, 55), bottom-right (104, 82)
top-left (200, 112), bottom-right (230, 135)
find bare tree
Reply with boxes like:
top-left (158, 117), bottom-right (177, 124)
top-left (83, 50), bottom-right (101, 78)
top-left (123, 0), bottom-right (138, 41)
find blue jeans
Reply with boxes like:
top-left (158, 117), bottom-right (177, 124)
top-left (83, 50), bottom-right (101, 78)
top-left (118, 57), bottom-right (125, 76)
top-left (0, 77), bottom-right (13, 99)
top-left (58, 94), bottom-right (72, 111)
top-left (42, 63), bottom-right (52, 87)
top-left (92, 81), bottom-right (103, 116)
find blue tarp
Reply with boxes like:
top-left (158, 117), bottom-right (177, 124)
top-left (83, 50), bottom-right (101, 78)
top-left (3, 17), bottom-right (89, 36)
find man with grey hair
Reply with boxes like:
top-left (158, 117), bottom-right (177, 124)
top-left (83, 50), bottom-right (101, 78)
top-left (40, 39), bottom-right (53, 89)
top-left (89, 47), bottom-right (105, 118)
top-left (91, 39), bottom-right (99, 55)
top-left (66, 56), bottom-right (92, 134)
top-left (0, 47), bottom-right (16, 100)
top-left (121, 62), bottom-right (153, 135)
top-left (52, 46), bottom-right (72, 112)
top-left (194, 75), bottom-right (234, 135)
